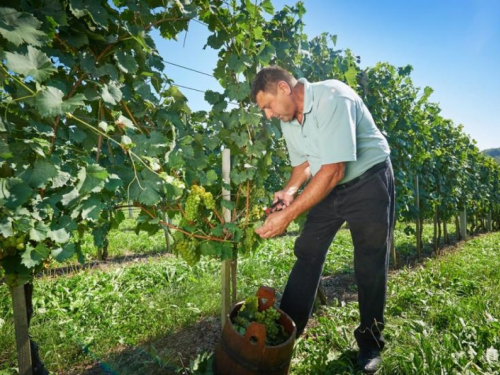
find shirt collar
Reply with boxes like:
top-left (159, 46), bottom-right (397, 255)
top-left (284, 77), bottom-right (312, 126)
top-left (298, 77), bottom-right (313, 115)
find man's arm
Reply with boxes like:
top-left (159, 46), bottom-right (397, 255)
top-left (255, 162), bottom-right (345, 238)
top-left (274, 161), bottom-right (311, 208)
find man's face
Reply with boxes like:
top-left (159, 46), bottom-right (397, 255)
top-left (255, 81), bottom-right (296, 122)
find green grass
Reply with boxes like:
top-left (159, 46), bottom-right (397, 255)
top-left (0, 224), bottom-right (499, 374)
top-left (79, 216), bottom-right (169, 261)
top-left (291, 232), bottom-right (500, 374)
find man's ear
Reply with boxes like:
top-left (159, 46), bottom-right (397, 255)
top-left (277, 81), bottom-right (292, 94)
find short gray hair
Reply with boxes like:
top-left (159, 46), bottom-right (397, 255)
top-left (250, 66), bottom-right (296, 102)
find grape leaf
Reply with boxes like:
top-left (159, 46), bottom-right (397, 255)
top-left (21, 243), bottom-right (50, 268)
top-left (261, 0), bottom-right (275, 15)
top-left (4, 46), bottom-right (57, 83)
top-left (29, 221), bottom-right (50, 242)
top-left (0, 216), bottom-right (13, 237)
top-left (128, 169), bottom-right (163, 205)
top-left (101, 82), bottom-right (122, 105)
top-left (52, 243), bottom-right (75, 262)
top-left (0, 8), bottom-right (48, 47)
top-left (77, 164), bottom-right (108, 194)
top-left (0, 178), bottom-right (32, 210)
top-left (49, 228), bottom-right (70, 243)
top-left (69, 0), bottom-right (108, 28)
top-left (239, 110), bottom-right (262, 127)
top-left (220, 200), bottom-right (235, 210)
top-left (25, 159), bottom-right (58, 188)
top-left (225, 82), bottom-right (250, 101)
top-left (80, 198), bottom-right (103, 221)
top-left (61, 188), bottom-right (79, 206)
top-left (35, 86), bottom-right (85, 117)
top-left (116, 114), bottom-right (135, 130)
top-left (114, 50), bottom-right (138, 74)
top-left (344, 65), bottom-right (358, 88)
top-left (52, 171), bottom-right (72, 189)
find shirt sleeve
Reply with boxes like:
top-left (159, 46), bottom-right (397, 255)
top-left (281, 123), bottom-right (308, 167)
top-left (316, 95), bottom-right (357, 164)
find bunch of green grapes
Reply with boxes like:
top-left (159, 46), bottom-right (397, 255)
top-left (232, 295), bottom-right (259, 335)
top-left (185, 185), bottom-right (216, 221)
top-left (255, 307), bottom-right (285, 345)
top-left (238, 227), bottom-right (262, 255)
top-left (0, 234), bottom-right (26, 255)
top-left (185, 190), bottom-right (202, 221)
top-left (249, 204), bottom-right (264, 221)
top-left (251, 186), bottom-right (266, 201)
top-left (201, 191), bottom-right (215, 210)
top-left (239, 295), bottom-right (259, 316)
top-left (232, 295), bottom-right (289, 346)
top-left (251, 186), bottom-right (270, 207)
top-left (174, 238), bottom-right (200, 266)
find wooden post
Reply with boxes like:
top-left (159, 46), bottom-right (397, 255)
top-left (10, 285), bottom-right (32, 375)
top-left (460, 206), bottom-right (467, 240)
top-left (433, 207), bottom-right (438, 253)
top-left (415, 175), bottom-right (421, 258)
top-left (231, 260), bottom-right (237, 305)
top-left (128, 201), bottom-right (133, 218)
top-left (390, 238), bottom-right (397, 268)
top-left (162, 211), bottom-right (171, 252)
top-left (221, 149), bottom-right (231, 329)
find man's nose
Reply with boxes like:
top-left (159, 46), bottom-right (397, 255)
top-left (264, 108), bottom-right (273, 120)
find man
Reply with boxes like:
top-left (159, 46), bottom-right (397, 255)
top-left (251, 66), bottom-right (394, 374)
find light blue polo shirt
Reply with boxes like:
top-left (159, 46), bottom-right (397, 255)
top-left (281, 78), bottom-right (390, 184)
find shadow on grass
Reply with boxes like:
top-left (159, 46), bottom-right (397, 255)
top-left (392, 232), bottom-right (466, 270)
top-left (319, 271), bottom-right (358, 305)
top-left (34, 251), bottom-right (176, 280)
top-left (73, 317), bottom-right (221, 375)
top-left (323, 349), bottom-right (360, 374)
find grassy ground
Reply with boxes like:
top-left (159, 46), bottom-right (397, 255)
top-left (291, 232), bottom-right (500, 374)
top-left (0, 221), bottom-right (499, 374)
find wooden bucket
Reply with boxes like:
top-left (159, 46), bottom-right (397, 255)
top-left (213, 286), bottom-right (296, 375)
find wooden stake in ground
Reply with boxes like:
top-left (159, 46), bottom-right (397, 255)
top-left (221, 148), bottom-right (231, 329)
top-left (162, 211), bottom-right (171, 252)
top-left (415, 175), bottom-right (422, 258)
top-left (10, 285), bottom-right (32, 375)
top-left (460, 207), bottom-right (467, 240)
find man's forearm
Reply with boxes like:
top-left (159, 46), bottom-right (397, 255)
top-left (282, 161), bottom-right (311, 196)
top-left (285, 163), bottom-right (345, 220)
top-left (255, 162), bottom-right (345, 239)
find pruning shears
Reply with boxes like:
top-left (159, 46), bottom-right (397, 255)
top-left (264, 198), bottom-right (285, 216)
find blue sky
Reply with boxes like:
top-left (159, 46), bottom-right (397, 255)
top-left (154, 0), bottom-right (500, 151)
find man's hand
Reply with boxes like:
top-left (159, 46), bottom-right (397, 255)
top-left (256, 162), bottom-right (345, 240)
top-left (255, 209), bottom-right (293, 239)
top-left (271, 187), bottom-right (297, 212)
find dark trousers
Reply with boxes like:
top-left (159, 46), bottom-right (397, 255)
top-left (279, 159), bottom-right (395, 350)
